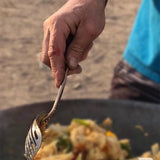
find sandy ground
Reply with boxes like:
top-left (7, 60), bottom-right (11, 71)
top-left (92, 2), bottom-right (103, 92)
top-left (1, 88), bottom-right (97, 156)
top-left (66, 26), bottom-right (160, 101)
top-left (0, 0), bottom-right (141, 110)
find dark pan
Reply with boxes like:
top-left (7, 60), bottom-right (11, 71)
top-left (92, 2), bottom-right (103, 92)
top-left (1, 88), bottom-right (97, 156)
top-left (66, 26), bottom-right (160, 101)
top-left (0, 99), bottom-right (160, 160)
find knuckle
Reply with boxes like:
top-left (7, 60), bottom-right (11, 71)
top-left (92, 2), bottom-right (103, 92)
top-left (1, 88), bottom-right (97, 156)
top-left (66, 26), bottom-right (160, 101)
top-left (48, 52), bottom-right (54, 61)
top-left (43, 19), bottom-right (49, 29)
top-left (48, 45), bottom-right (57, 57)
top-left (86, 23), bottom-right (102, 37)
top-left (72, 6), bottom-right (84, 19)
top-left (43, 16), bottom-right (57, 29)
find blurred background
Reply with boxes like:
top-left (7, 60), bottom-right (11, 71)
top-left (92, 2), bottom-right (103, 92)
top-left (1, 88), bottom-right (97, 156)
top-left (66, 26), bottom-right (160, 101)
top-left (0, 0), bottom-right (141, 110)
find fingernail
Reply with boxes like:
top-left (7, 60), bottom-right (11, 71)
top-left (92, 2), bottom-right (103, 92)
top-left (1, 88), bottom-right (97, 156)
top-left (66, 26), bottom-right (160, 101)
top-left (69, 57), bottom-right (77, 68)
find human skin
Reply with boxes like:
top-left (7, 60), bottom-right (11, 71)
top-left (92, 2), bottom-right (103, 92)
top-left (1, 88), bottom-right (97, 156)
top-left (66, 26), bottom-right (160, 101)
top-left (41, 0), bottom-right (107, 87)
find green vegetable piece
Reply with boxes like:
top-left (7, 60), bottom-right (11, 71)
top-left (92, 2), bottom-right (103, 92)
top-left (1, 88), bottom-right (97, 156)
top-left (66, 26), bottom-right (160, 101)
top-left (73, 119), bottom-right (90, 127)
top-left (120, 142), bottom-right (132, 158)
top-left (56, 135), bottom-right (72, 153)
top-left (76, 153), bottom-right (82, 160)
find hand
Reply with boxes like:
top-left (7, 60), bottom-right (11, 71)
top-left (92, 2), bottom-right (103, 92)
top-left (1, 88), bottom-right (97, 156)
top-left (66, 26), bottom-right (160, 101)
top-left (41, 0), bottom-right (106, 87)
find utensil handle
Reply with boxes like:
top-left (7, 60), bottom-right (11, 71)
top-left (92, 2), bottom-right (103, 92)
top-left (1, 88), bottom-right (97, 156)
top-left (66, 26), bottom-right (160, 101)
top-left (44, 68), bottom-right (69, 120)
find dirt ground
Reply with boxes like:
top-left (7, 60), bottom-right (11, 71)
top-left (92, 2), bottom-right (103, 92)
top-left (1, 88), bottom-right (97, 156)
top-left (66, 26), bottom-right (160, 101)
top-left (0, 0), bottom-right (141, 110)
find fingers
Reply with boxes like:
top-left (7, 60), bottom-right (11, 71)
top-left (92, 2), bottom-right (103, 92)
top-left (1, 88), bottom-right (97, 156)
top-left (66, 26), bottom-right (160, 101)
top-left (66, 44), bottom-right (92, 76)
top-left (79, 42), bottom-right (93, 62)
top-left (66, 24), bottom-right (97, 69)
top-left (41, 21), bottom-right (66, 88)
top-left (48, 28), bottom-right (66, 88)
top-left (68, 65), bottom-right (82, 75)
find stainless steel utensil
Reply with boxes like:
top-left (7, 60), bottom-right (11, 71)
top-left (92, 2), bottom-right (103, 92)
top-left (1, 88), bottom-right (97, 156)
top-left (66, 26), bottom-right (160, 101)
top-left (24, 69), bottom-right (68, 160)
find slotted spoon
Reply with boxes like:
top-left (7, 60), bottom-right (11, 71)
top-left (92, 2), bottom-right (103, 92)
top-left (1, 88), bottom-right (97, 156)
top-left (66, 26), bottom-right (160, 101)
top-left (24, 68), bottom-right (68, 160)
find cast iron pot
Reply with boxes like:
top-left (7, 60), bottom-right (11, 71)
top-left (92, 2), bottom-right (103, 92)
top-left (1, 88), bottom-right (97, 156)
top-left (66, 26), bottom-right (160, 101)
top-left (0, 99), bottom-right (160, 160)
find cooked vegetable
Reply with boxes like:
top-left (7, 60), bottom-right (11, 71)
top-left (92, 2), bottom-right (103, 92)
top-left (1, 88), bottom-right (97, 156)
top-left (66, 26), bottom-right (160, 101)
top-left (119, 139), bottom-right (131, 158)
top-left (72, 119), bottom-right (90, 127)
top-left (56, 135), bottom-right (72, 153)
top-left (75, 153), bottom-right (82, 160)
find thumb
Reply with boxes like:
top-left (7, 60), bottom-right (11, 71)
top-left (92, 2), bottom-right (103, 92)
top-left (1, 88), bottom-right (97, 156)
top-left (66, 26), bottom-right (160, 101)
top-left (66, 26), bottom-right (96, 69)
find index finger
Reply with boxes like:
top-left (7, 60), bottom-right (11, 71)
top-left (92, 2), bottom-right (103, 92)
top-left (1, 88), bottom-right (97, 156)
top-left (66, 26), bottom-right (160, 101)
top-left (48, 25), bottom-right (67, 87)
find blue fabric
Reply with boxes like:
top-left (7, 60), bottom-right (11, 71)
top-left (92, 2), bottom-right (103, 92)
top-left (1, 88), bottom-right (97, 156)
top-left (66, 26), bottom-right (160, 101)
top-left (123, 0), bottom-right (160, 84)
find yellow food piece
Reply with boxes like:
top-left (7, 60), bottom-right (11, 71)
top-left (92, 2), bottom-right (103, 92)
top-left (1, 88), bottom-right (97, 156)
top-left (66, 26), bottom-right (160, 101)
top-left (103, 118), bottom-right (113, 127)
top-left (106, 131), bottom-right (117, 139)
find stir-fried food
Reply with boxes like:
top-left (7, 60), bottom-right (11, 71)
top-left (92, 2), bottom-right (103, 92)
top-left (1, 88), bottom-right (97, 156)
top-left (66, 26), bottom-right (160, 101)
top-left (33, 118), bottom-right (160, 160)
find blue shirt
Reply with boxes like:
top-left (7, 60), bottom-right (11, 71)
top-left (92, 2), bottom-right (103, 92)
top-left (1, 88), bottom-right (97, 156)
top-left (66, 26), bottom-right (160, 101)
top-left (123, 0), bottom-right (160, 84)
